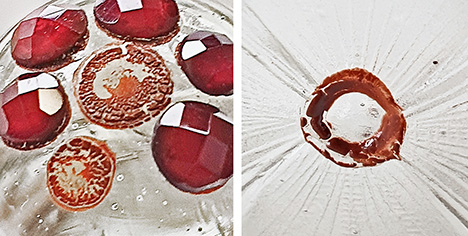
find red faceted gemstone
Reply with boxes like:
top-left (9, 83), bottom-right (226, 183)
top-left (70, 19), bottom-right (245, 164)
top-left (0, 73), bottom-right (71, 150)
top-left (94, 0), bottom-right (179, 43)
top-left (176, 31), bottom-right (233, 96)
top-left (152, 101), bottom-right (233, 194)
top-left (11, 4), bottom-right (88, 71)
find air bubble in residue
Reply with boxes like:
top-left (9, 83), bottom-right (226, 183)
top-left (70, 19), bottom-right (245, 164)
top-left (162, 200), bottom-right (168, 206)
top-left (71, 123), bottom-right (79, 130)
top-left (141, 187), bottom-right (147, 195)
top-left (136, 195), bottom-right (144, 201)
top-left (116, 174), bottom-right (125, 182)
top-left (38, 219), bottom-right (44, 224)
top-left (111, 202), bottom-right (119, 211)
top-left (155, 189), bottom-right (160, 194)
top-left (0, 65), bottom-right (5, 72)
top-left (57, 72), bottom-right (64, 78)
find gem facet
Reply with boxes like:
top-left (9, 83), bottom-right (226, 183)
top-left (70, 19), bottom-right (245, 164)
top-left (176, 31), bottom-right (233, 96)
top-left (152, 101), bottom-right (233, 194)
top-left (94, 0), bottom-right (179, 44)
top-left (74, 43), bottom-right (173, 129)
top-left (11, 4), bottom-right (88, 71)
top-left (47, 136), bottom-right (116, 211)
top-left (0, 73), bottom-right (71, 150)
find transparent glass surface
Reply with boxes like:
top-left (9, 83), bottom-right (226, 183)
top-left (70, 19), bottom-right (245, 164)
top-left (0, 0), bottom-right (232, 235)
top-left (243, 0), bottom-right (468, 235)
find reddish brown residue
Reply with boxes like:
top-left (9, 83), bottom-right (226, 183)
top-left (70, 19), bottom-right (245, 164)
top-left (105, 75), bottom-right (140, 98)
top-left (74, 43), bottom-right (173, 129)
top-left (46, 136), bottom-right (116, 212)
top-left (301, 68), bottom-right (406, 167)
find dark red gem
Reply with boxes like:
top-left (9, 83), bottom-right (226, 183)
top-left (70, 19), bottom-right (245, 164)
top-left (176, 31), bottom-right (233, 96)
top-left (152, 101), bottom-right (233, 194)
top-left (0, 73), bottom-right (71, 150)
top-left (94, 0), bottom-right (179, 43)
top-left (11, 4), bottom-right (88, 71)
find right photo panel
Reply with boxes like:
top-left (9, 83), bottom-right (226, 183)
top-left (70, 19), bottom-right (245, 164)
top-left (242, 0), bottom-right (468, 235)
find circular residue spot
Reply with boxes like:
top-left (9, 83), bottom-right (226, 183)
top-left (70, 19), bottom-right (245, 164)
top-left (74, 43), bottom-right (173, 129)
top-left (176, 31), bottom-right (233, 96)
top-left (94, 0), bottom-right (179, 44)
top-left (0, 73), bottom-right (71, 150)
top-left (300, 68), bottom-right (406, 167)
top-left (11, 4), bottom-right (89, 71)
top-left (152, 101), bottom-right (233, 194)
top-left (46, 136), bottom-right (116, 211)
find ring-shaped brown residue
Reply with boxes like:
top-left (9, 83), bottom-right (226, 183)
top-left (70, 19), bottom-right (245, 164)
top-left (46, 136), bottom-right (116, 212)
top-left (73, 43), bottom-right (173, 129)
top-left (300, 68), bottom-right (406, 167)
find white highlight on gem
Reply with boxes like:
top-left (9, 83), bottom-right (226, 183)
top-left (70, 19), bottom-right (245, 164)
top-left (17, 20), bottom-right (37, 40)
top-left (38, 89), bottom-right (63, 115)
top-left (0, 109), bottom-right (8, 135)
top-left (40, 5), bottom-right (66, 20)
top-left (160, 103), bottom-right (221, 135)
top-left (160, 103), bottom-right (185, 127)
top-left (214, 112), bottom-right (233, 124)
top-left (117, 0), bottom-right (143, 12)
top-left (184, 126), bottom-right (209, 136)
top-left (215, 35), bottom-right (233, 45)
top-left (181, 41), bottom-right (207, 60)
top-left (95, 0), bottom-right (106, 6)
top-left (17, 73), bottom-right (58, 95)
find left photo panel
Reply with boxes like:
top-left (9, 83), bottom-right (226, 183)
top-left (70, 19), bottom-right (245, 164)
top-left (0, 0), bottom-right (233, 235)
